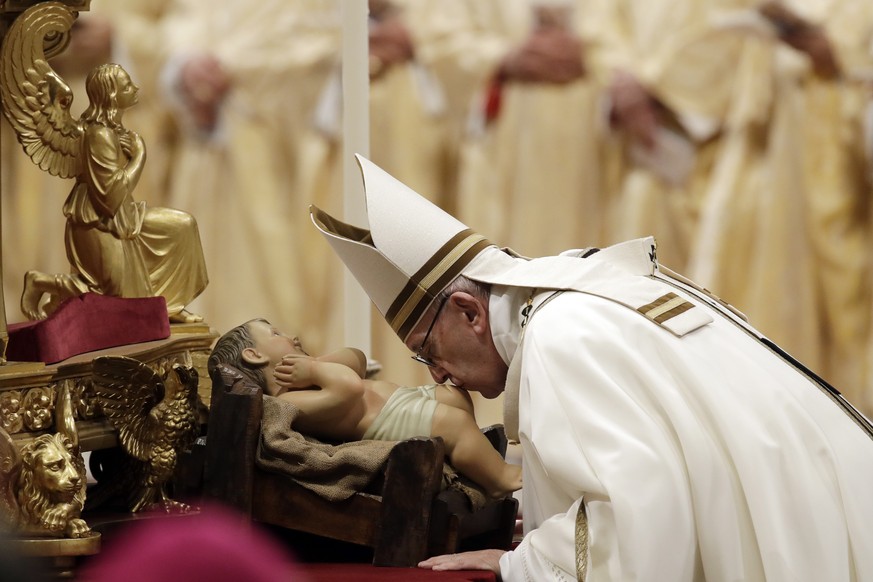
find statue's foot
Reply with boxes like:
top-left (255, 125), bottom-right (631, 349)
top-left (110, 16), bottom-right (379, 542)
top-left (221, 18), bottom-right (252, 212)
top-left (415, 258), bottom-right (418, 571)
top-left (42, 295), bottom-right (63, 317)
top-left (169, 309), bottom-right (203, 324)
top-left (66, 518), bottom-right (92, 538)
top-left (20, 271), bottom-right (49, 320)
top-left (146, 499), bottom-right (196, 514)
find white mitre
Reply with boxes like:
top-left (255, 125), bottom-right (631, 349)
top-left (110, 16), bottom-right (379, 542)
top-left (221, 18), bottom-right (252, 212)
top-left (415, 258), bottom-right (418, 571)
top-left (310, 155), bottom-right (496, 342)
top-left (311, 155), bottom-right (710, 342)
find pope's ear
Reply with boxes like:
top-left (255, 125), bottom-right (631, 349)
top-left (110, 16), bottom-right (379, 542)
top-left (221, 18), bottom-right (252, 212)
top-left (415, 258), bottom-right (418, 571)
top-left (451, 292), bottom-right (488, 330)
top-left (241, 347), bottom-right (268, 366)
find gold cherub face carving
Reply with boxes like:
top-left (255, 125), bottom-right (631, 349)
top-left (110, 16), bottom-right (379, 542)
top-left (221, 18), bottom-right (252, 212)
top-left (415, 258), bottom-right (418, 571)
top-left (0, 391), bottom-right (23, 433)
top-left (22, 388), bottom-right (53, 431)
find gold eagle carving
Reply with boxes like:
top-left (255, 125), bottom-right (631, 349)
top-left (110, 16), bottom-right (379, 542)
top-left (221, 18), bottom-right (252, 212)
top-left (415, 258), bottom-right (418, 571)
top-left (88, 356), bottom-right (200, 513)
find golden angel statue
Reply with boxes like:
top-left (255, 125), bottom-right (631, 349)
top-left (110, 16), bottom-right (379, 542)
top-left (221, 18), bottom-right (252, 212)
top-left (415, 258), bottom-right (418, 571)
top-left (0, 2), bottom-right (207, 323)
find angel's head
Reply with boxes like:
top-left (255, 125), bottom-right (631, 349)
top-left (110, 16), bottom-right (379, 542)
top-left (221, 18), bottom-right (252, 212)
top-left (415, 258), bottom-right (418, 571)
top-left (82, 63), bottom-right (139, 126)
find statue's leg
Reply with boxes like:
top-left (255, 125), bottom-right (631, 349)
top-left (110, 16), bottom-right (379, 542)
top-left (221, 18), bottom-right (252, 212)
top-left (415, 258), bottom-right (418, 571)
top-left (20, 271), bottom-right (88, 320)
top-left (139, 208), bottom-right (207, 322)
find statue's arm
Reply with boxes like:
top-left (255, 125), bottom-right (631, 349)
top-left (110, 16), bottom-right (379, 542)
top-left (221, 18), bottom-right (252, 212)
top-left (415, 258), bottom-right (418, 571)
top-left (83, 125), bottom-right (146, 217)
top-left (317, 348), bottom-right (368, 378)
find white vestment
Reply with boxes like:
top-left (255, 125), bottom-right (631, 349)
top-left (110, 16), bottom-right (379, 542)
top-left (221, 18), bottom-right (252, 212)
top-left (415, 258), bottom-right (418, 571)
top-left (484, 241), bottom-right (873, 581)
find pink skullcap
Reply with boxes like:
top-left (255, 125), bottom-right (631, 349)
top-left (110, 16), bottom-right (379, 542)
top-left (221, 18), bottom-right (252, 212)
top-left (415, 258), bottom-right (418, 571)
top-left (81, 505), bottom-right (308, 582)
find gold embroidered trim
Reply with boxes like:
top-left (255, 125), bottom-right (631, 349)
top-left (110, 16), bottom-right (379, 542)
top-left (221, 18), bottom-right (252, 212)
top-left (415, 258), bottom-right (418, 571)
top-left (387, 231), bottom-right (489, 338)
top-left (575, 501), bottom-right (589, 581)
top-left (637, 292), bottom-right (693, 324)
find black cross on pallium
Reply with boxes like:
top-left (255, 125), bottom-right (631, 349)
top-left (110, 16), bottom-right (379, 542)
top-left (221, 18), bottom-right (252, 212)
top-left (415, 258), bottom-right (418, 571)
top-left (521, 303), bottom-right (532, 327)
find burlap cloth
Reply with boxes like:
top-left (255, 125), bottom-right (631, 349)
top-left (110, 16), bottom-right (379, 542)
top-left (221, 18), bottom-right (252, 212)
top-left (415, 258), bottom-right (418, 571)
top-left (255, 395), bottom-right (487, 509)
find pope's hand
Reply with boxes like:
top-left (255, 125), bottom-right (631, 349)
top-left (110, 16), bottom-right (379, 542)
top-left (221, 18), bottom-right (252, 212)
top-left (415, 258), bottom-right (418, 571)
top-left (418, 549), bottom-right (505, 574)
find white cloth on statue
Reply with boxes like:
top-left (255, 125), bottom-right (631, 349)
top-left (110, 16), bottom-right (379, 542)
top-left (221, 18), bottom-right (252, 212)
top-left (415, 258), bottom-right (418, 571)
top-left (362, 385), bottom-right (438, 441)
top-left (482, 243), bottom-right (873, 581)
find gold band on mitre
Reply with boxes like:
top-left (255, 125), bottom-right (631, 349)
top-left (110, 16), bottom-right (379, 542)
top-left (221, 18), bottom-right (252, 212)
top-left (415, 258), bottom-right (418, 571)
top-left (386, 230), bottom-right (492, 339)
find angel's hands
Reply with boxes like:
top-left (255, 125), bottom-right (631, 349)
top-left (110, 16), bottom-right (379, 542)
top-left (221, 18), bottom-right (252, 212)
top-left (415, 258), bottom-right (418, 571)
top-left (118, 131), bottom-right (144, 157)
top-left (274, 354), bottom-right (316, 390)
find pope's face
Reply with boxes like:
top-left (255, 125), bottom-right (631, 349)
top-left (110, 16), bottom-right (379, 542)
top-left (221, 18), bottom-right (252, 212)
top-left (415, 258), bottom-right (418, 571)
top-left (246, 319), bottom-right (308, 369)
top-left (405, 294), bottom-right (508, 399)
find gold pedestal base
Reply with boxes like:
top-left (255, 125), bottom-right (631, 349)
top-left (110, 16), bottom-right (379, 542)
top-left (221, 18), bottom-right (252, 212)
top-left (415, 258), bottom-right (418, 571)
top-left (8, 532), bottom-right (101, 579)
top-left (1, 326), bottom-right (218, 450)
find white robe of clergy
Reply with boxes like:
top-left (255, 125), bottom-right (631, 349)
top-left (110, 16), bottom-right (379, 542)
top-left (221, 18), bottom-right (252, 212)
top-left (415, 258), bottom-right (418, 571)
top-left (159, 0), bottom-right (344, 348)
top-left (486, 243), bottom-right (873, 581)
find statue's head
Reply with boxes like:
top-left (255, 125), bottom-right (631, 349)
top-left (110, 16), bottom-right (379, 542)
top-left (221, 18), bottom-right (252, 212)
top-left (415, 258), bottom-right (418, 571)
top-left (17, 432), bottom-right (86, 532)
top-left (84, 63), bottom-right (139, 124)
top-left (20, 433), bottom-right (82, 504)
top-left (208, 319), bottom-right (268, 389)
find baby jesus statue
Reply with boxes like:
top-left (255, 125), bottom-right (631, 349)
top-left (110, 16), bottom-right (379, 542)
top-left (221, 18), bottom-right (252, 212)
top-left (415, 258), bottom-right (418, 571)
top-left (208, 319), bottom-right (522, 499)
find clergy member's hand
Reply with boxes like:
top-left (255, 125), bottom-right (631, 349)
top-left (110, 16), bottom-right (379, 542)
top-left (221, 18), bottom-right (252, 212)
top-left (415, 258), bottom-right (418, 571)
top-left (50, 14), bottom-right (113, 78)
top-left (759, 1), bottom-right (840, 80)
top-left (781, 26), bottom-right (841, 80)
top-left (67, 15), bottom-right (114, 70)
top-left (418, 549), bottom-right (505, 574)
top-left (368, 14), bottom-right (414, 78)
top-left (499, 27), bottom-right (585, 84)
top-left (179, 54), bottom-right (231, 132)
top-left (608, 69), bottom-right (658, 149)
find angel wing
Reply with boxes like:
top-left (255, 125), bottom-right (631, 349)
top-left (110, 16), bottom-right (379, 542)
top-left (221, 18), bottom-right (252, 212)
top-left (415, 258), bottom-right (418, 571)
top-left (0, 2), bottom-right (83, 178)
top-left (92, 355), bottom-right (164, 463)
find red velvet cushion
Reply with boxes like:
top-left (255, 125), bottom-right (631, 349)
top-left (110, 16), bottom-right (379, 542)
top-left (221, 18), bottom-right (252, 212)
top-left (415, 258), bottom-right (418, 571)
top-left (6, 293), bottom-right (171, 364)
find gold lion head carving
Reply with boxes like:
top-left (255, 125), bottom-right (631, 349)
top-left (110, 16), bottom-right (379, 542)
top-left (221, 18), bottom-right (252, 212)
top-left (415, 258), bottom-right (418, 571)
top-left (16, 433), bottom-right (90, 537)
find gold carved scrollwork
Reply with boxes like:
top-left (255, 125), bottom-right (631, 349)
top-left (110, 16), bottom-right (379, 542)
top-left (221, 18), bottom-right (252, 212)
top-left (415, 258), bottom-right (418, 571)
top-left (0, 352), bottom-right (203, 438)
top-left (70, 377), bottom-right (98, 420)
top-left (0, 390), bottom-right (23, 433)
top-left (22, 387), bottom-right (54, 432)
top-left (0, 378), bottom-right (101, 436)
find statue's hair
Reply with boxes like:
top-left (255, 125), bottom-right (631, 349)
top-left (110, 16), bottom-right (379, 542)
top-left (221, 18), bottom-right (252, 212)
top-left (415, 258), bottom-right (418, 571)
top-left (208, 319), bottom-right (268, 388)
top-left (17, 433), bottom-right (85, 531)
top-left (82, 63), bottom-right (125, 127)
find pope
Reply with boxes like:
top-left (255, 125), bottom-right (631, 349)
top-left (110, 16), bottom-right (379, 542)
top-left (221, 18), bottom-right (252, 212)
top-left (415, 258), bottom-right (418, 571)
top-left (311, 155), bottom-right (873, 581)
